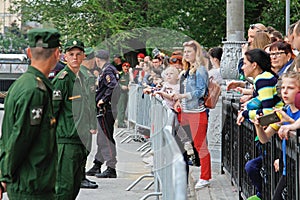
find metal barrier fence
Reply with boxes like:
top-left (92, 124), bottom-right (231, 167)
top-left (149, 96), bottom-right (187, 200)
top-left (118, 84), bottom-right (152, 145)
top-left (124, 84), bottom-right (187, 200)
top-left (221, 91), bottom-right (300, 200)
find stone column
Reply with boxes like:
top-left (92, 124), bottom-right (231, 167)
top-left (220, 0), bottom-right (245, 80)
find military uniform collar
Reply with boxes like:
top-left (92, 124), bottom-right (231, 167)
top-left (27, 66), bottom-right (53, 90)
top-left (64, 65), bottom-right (77, 81)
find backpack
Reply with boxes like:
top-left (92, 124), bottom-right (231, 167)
top-left (204, 77), bottom-right (221, 109)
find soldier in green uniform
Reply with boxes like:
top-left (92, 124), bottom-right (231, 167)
top-left (117, 62), bottom-right (130, 128)
top-left (52, 39), bottom-right (91, 200)
top-left (79, 47), bottom-right (98, 189)
top-left (0, 28), bottom-right (61, 200)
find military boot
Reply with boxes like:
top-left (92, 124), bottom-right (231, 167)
top-left (95, 167), bottom-right (117, 178)
top-left (86, 161), bottom-right (102, 176)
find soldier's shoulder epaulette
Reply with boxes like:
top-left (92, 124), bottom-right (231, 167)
top-left (87, 70), bottom-right (94, 77)
top-left (36, 77), bottom-right (46, 91)
top-left (58, 71), bottom-right (68, 79)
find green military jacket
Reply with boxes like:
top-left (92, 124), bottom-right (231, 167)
top-left (80, 65), bottom-right (97, 131)
top-left (52, 66), bottom-right (90, 145)
top-left (119, 71), bottom-right (130, 92)
top-left (0, 66), bottom-right (57, 199)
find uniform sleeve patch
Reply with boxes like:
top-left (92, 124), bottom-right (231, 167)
top-left (30, 106), bottom-right (43, 125)
top-left (53, 90), bottom-right (62, 100)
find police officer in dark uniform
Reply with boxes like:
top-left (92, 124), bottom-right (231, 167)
top-left (0, 28), bottom-right (60, 200)
top-left (86, 50), bottom-right (119, 178)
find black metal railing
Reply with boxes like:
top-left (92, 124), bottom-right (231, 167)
top-left (221, 92), bottom-right (300, 200)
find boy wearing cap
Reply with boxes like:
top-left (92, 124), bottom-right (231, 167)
top-left (52, 39), bottom-right (92, 199)
top-left (0, 28), bottom-right (60, 200)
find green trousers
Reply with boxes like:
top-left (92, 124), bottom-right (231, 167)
top-left (55, 143), bottom-right (86, 200)
top-left (117, 92), bottom-right (128, 126)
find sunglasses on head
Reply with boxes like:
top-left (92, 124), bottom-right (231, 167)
top-left (249, 24), bottom-right (268, 32)
top-left (169, 57), bottom-right (181, 64)
top-left (183, 41), bottom-right (195, 46)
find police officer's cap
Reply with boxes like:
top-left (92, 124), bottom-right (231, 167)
top-left (27, 28), bottom-right (61, 48)
top-left (96, 50), bottom-right (109, 60)
top-left (64, 39), bottom-right (85, 52)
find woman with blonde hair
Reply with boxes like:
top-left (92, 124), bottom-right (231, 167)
top-left (173, 40), bottom-right (211, 189)
top-left (252, 31), bottom-right (271, 50)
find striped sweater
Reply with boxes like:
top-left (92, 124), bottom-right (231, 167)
top-left (242, 71), bottom-right (284, 120)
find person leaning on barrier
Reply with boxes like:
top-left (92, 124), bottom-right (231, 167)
top-left (0, 28), bottom-right (60, 200)
top-left (52, 39), bottom-right (92, 199)
top-left (253, 71), bottom-right (300, 200)
top-left (86, 49), bottom-right (119, 178)
top-left (236, 49), bottom-right (284, 200)
top-left (173, 40), bottom-right (212, 190)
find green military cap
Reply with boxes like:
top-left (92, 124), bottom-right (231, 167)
top-left (27, 28), bottom-right (61, 48)
top-left (84, 47), bottom-right (94, 56)
top-left (64, 39), bottom-right (84, 52)
top-left (84, 47), bottom-right (95, 60)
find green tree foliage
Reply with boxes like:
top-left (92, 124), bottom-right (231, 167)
top-left (260, 0), bottom-right (300, 34)
top-left (6, 0), bottom-right (300, 53)
top-left (0, 20), bottom-right (27, 53)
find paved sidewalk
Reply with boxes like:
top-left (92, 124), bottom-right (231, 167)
top-left (1, 126), bottom-right (239, 200)
top-left (77, 125), bottom-right (239, 200)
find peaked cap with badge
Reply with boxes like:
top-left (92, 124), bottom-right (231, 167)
top-left (27, 28), bottom-right (61, 48)
top-left (64, 39), bottom-right (85, 52)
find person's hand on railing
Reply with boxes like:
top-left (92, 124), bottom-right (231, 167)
top-left (173, 100), bottom-right (181, 113)
top-left (236, 110), bottom-right (245, 125)
top-left (273, 159), bottom-right (280, 172)
top-left (226, 80), bottom-right (246, 91)
top-left (240, 94), bottom-right (253, 103)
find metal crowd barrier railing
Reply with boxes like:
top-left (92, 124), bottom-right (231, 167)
top-left (125, 87), bottom-right (187, 200)
top-left (116, 84), bottom-right (139, 141)
top-left (148, 96), bottom-right (187, 200)
top-left (221, 91), bottom-right (300, 200)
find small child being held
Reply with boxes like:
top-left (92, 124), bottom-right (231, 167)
top-left (154, 66), bottom-right (194, 156)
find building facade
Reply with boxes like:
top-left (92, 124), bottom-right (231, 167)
top-left (0, 0), bottom-right (21, 34)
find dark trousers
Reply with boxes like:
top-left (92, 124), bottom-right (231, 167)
top-left (245, 155), bottom-right (263, 198)
top-left (273, 175), bottom-right (286, 200)
top-left (95, 106), bottom-right (117, 168)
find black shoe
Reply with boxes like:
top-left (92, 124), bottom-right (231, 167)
top-left (83, 177), bottom-right (96, 184)
top-left (95, 167), bottom-right (117, 178)
top-left (86, 163), bottom-right (101, 176)
top-left (80, 179), bottom-right (98, 189)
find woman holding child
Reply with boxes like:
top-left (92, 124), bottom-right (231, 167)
top-left (173, 40), bottom-right (211, 189)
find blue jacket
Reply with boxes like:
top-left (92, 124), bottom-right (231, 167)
top-left (183, 66), bottom-right (208, 110)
